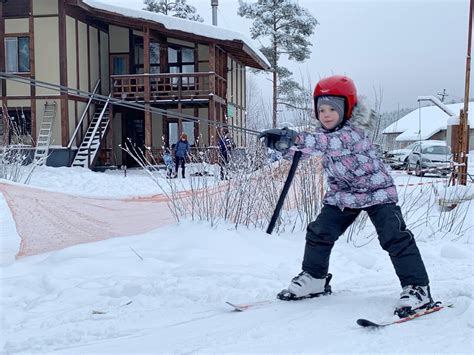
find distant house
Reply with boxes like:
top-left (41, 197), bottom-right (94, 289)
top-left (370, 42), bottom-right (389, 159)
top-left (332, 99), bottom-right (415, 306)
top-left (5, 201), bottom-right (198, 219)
top-left (382, 102), bottom-right (474, 150)
top-left (0, 0), bottom-right (270, 168)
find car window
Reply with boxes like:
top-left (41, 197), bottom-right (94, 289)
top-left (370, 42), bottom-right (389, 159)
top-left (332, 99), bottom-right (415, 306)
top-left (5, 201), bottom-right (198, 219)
top-left (422, 145), bottom-right (450, 154)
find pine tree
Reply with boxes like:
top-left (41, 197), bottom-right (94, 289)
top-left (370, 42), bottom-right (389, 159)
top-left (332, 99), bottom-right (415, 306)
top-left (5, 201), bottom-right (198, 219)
top-left (143, 0), bottom-right (204, 22)
top-left (238, 0), bottom-right (318, 128)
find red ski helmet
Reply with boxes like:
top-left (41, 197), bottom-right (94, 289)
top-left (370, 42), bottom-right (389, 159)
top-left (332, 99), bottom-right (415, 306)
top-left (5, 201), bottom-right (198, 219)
top-left (314, 75), bottom-right (357, 120)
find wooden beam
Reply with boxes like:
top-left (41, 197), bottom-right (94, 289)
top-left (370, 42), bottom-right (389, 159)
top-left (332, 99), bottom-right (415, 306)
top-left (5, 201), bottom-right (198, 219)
top-left (29, 0), bottom-right (36, 143)
top-left (59, 0), bottom-right (69, 147)
top-left (458, 0), bottom-right (473, 185)
top-left (143, 26), bottom-right (152, 150)
top-left (0, 1), bottom-right (6, 112)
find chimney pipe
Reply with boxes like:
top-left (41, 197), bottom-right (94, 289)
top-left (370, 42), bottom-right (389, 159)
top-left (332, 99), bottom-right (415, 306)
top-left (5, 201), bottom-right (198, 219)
top-left (211, 0), bottom-right (218, 26)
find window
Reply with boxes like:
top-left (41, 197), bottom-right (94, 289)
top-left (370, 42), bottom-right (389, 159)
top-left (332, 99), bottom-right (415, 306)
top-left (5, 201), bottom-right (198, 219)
top-left (168, 46), bottom-right (195, 85)
top-left (422, 145), bottom-right (450, 155)
top-left (167, 121), bottom-right (195, 146)
top-left (3, 0), bottom-right (30, 17)
top-left (133, 36), bottom-right (160, 74)
top-left (111, 55), bottom-right (129, 75)
top-left (9, 109), bottom-right (32, 136)
top-left (182, 121), bottom-right (195, 145)
top-left (2, 109), bottom-right (32, 145)
top-left (5, 37), bottom-right (30, 73)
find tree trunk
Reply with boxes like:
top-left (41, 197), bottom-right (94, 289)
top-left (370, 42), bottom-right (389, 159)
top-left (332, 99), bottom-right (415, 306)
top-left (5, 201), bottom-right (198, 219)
top-left (272, 34), bottom-right (277, 128)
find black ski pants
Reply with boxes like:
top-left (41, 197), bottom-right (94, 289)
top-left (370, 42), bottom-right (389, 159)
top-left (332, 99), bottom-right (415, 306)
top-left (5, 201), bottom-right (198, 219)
top-left (303, 203), bottom-right (429, 287)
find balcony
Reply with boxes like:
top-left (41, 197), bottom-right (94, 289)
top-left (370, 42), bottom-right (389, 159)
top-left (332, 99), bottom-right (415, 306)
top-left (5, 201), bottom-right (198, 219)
top-left (110, 72), bottom-right (226, 104)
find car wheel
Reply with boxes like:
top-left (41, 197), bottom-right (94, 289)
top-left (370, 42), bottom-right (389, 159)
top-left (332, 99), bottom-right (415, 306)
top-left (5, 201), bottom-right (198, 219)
top-left (403, 158), bottom-right (409, 170)
top-left (415, 162), bottom-right (424, 177)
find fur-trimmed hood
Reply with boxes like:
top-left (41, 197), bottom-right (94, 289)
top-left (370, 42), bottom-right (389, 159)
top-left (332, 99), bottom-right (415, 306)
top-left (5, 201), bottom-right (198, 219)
top-left (314, 96), bottom-right (374, 132)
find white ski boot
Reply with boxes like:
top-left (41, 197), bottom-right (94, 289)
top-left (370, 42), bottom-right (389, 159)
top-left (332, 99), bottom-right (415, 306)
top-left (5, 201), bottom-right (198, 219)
top-left (394, 285), bottom-right (434, 318)
top-left (277, 272), bottom-right (332, 301)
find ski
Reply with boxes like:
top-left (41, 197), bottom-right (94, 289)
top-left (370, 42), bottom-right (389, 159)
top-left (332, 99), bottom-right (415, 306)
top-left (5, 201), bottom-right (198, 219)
top-left (227, 273), bottom-right (333, 312)
top-left (225, 299), bottom-right (277, 312)
top-left (357, 302), bottom-right (453, 328)
top-left (225, 291), bottom-right (331, 312)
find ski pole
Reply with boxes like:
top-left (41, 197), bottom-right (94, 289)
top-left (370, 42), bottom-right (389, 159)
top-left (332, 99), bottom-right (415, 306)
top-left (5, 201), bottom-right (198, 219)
top-left (266, 150), bottom-right (302, 234)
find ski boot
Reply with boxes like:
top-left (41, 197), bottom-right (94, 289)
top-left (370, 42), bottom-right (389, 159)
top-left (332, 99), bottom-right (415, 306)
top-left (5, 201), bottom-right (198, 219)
top-left (277, 272), bottom-right (332, 301)
top-left (394, 285), bottom-right (437, 318)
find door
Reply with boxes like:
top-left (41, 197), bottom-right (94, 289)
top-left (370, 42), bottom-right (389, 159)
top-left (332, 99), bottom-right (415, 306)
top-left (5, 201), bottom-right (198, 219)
top-left (122, 113), bottom-right (144, 167)
top-left (110, 54), bottom-right (129, 75)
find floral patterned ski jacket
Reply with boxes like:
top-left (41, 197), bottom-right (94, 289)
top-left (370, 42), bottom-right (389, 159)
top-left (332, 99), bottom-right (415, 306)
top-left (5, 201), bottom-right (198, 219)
top-left (286, 99), bottom-right (398, 210)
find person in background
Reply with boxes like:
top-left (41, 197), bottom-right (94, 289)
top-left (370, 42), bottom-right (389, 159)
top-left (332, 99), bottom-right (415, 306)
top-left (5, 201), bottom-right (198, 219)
top-left (218, 129), bottom-right (235, 180)
top-left (162, 148), bottom-right (174, 178)
top-left (174, 133), bottom-right (190, 178)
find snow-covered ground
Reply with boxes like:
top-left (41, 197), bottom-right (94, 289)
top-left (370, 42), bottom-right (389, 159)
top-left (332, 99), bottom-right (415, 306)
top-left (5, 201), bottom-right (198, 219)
top-left (1, 164), bottom-right (473, 354)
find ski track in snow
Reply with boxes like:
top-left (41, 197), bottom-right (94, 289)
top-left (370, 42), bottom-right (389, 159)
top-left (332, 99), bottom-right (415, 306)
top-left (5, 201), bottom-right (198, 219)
top-left (1, 165), bottom-right (473, 354)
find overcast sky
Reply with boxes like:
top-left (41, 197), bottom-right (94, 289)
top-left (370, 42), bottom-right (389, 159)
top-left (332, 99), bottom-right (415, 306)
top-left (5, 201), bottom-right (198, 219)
top-left (96, 0), bottom-right (470, 112)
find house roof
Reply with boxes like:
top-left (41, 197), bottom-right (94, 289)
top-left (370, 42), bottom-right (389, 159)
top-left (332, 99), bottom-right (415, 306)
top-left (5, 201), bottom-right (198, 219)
top-left (382, 102), bottom-right (474, 141)
top-left (76, 0), bottom-right (270, 70)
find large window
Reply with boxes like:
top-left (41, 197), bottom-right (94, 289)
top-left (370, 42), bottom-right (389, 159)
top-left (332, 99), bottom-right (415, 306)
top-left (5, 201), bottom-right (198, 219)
top-left (5, 37), bottom-right (30, 73)
top-left (9, 109), bottom-right (32, 136)
top-left (133, 36), bottom-right (160, 74)
top-left (167, 121), bottom-right (195, 146)
top-left (168, 46), bottom-right (195, 85)
top-left (3, 0), bottom-right (30, 17)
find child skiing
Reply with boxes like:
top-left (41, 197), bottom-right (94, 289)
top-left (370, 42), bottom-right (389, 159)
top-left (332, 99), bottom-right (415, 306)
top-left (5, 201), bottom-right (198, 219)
top-left (260, 75), bottom-right (433, 317)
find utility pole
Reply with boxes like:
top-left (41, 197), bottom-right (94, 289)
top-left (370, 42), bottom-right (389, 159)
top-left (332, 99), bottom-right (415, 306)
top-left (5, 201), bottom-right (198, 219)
top-left (457, 0), bottom-right (472, 185)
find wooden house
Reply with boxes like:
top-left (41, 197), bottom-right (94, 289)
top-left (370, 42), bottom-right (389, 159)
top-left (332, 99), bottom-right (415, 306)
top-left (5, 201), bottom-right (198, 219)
top-left (0, 0), bottom-right (269, 167)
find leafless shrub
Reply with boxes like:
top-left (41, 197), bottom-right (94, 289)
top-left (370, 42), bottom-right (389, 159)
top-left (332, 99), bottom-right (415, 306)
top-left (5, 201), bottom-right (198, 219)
top-left (121, 130), bottom-right (325, 234)
top-left (122, 124), bottom-right (472, 242)
top-left (345, 174), bottom-right (473, 246)
top-left (0, 118), bottom-right (40, 183)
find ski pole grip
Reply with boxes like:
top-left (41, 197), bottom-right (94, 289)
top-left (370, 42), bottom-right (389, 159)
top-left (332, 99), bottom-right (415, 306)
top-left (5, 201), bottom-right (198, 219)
top-left (266, 150), bottom-right (303, 235)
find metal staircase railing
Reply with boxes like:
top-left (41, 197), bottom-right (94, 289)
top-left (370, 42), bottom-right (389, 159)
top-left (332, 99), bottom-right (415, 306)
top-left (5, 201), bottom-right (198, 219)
top-left (71, 93), bottom-right (112, 168)
top-left (67, 79), bottom-right (101, 149)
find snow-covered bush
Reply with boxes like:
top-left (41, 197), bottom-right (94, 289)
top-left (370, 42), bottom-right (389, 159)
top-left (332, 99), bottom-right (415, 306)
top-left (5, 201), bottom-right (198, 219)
top-left (0, 119), bottom-right (36, 183)
top-left (121, 133), bottom-right (325, 233)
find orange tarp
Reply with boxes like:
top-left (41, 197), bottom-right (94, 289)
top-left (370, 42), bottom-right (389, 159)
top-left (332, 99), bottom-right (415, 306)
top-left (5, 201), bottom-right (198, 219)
top-left (0, 182), bottom-right (175, 258)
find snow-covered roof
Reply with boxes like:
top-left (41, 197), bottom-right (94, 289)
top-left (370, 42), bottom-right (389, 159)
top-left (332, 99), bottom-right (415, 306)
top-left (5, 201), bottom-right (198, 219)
top-left (80, 0), bottom-right (270, 70)
top-left (382, 102), bottom-right (474, 142)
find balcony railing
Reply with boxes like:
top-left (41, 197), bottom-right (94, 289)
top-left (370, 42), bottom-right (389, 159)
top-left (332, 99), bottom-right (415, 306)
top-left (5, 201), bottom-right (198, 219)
top-left (110, 72), bottom-right (226, 102)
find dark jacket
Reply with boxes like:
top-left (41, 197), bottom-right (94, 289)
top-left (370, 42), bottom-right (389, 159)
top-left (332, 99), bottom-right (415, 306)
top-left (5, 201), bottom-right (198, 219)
top-left (218, 135), bottom-right (234, 160)
top-left (175, 139), bottom-right (190, 158)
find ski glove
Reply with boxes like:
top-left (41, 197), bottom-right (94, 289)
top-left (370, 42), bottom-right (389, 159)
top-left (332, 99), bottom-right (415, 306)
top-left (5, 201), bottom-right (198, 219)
top-left (259, 127), bottom-right (298, 153)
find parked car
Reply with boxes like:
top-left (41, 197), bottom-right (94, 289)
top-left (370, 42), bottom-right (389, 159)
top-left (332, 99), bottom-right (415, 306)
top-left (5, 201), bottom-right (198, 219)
top-left (406, 140), bottom-right (452, 177)
top-left (384, 143), bottom-right (417, 170)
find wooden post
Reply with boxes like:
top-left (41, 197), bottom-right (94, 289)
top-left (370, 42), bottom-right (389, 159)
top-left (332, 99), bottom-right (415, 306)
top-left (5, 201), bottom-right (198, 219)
top-left (29, 4), bottom-right (36, 144)
top-left (143, 27), bottom-right (152, 156)
top-left (58, 0), bottom-right (69, 147)
top-left (458, 0), bottom-right (473, 185)
top-left (209, 44), bottom-right (216, 146)
top-left (109, 104), bottom-right (114, 165)
top-left (0, 2), bottom-right (6, 143)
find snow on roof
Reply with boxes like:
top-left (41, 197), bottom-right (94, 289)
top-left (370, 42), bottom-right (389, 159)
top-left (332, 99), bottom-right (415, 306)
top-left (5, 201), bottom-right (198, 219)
top-left (382, 102), bottom-right (474, 142)
top-left (82, 0), bottom-right (270, 69)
